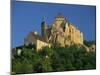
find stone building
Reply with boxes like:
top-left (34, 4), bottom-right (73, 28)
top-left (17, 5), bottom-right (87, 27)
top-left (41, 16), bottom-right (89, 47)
top-left (24, 31), bottom-right (51, 51)
top-left (41, 14), bottom-right (83, 47)
top-left (25, 14), bottom-right (84, 50)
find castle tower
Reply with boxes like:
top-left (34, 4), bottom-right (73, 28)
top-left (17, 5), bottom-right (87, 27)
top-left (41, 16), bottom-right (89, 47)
top-left (54, 13), bottom-right (66, 29)
top-left (41, 17), bottom-right (48, 41)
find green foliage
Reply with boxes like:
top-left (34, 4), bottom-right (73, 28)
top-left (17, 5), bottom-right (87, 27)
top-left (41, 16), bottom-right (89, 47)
top-left (12, 43), bottom-right (96, 74)
top-left (12, 59), bottom-right (33, 74)
top-left (84, 40), bottom-right (96, 47)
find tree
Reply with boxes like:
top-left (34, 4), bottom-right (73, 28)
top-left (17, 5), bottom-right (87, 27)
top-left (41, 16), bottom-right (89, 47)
top-left (12, 59), bottom-right (33, 74)
top-left (12, 42), bottom-right (96, 74)
top-left (84, 40), bottom-right (96, 47)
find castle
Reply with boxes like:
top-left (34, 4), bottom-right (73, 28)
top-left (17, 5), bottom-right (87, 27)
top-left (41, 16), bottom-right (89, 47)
top-left (24, 14), bottom-right (83, 51)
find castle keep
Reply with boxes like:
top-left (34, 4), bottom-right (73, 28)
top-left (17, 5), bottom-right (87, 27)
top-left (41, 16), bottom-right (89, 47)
top-left (25, 14), bottom-right (83, 50)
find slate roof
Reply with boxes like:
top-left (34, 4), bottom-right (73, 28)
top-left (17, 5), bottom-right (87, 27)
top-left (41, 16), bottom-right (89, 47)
top-left (30, 32), bottom-right (48, 43)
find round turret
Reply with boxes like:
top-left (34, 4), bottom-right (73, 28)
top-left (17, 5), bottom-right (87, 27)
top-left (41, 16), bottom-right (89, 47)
top-left (41, 17), bottom-right (48, 37)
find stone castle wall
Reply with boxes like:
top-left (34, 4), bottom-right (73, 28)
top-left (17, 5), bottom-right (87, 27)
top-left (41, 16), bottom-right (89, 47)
top-left (25, 15), bottom-right (84, 50)
top-left (43, 16), bottom-right (84, 47)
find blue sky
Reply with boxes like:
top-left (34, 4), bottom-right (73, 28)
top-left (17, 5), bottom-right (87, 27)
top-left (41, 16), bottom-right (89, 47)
top-left (12, 1), bottom-right (96, 48)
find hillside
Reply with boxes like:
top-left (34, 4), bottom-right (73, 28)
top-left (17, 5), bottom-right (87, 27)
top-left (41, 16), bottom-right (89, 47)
top-left (12, 40), bottom-right (96, 74)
